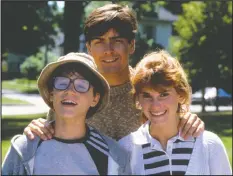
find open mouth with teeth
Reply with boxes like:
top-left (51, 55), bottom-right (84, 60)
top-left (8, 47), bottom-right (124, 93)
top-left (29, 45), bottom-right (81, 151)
top-left (61, 100), bottom-right (77, 106)
top-left (150, 110), bottom-right (167, 117)
top-left (102, 57), bottom-right (119, 63)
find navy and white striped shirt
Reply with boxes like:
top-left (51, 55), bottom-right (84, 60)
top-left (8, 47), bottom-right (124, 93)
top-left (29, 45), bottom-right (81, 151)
top-left (119, 121), bottom-right (232, 175)
top-left (142, 134), bottom-right (195, 175)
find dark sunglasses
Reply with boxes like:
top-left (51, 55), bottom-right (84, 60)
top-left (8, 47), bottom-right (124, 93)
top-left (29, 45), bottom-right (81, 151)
top-left (53, 76), bottom-right (90, 93)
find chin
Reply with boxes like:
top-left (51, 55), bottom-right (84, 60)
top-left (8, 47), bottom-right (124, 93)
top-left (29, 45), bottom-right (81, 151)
top-left (103, 68), bottom-right (121, 74)
top-left (59, 111), bottom-right (77, 119)
top-left (150, 116), bottom-right (168, 126)
top-left (102, 64), bottom-right (123, 73)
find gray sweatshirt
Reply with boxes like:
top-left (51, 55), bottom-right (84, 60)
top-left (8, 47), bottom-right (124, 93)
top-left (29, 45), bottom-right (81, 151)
top-left (2, 129), bottom-right (131, 175)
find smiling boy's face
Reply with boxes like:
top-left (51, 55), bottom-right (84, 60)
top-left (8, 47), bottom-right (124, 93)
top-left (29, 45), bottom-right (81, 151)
top-left (50, 72), bottom-right (100, 120)
top-left (86, 28), bottom-right (135, 75)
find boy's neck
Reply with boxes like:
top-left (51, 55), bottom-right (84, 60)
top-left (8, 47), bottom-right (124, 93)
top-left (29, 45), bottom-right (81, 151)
top-left (101, 66), bottom-right (130, 86)
top-left (54, 118), bottom-right (86, 140)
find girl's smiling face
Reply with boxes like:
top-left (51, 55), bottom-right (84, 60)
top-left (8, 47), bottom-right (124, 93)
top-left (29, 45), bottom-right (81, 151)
top-left (138, 86), bottom-right (183, 126)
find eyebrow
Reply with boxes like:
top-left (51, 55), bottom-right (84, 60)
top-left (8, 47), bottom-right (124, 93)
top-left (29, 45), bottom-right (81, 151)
top-left (110, 36), bottom-right (124, 40)
top-left (140, 92), bottom-right (151, 95)
top-left (91, 36), bottom-right (124, 40)
top-left (62, 73), bottom-right (84, 79)
top-left (141, 89), bottom-right (170, 94)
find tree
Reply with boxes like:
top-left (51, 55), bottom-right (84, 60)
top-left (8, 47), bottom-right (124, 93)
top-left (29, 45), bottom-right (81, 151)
top-left (63, 1), bottom-right (90, 54)
top-left (2, 2), bottom-right (59, 56)
top-left (173, 1), bottom-right (232, 112)
top-left (163, 1), bottom-right (191, 15)
top-left (20, 51), bottom-right (57, 86)
top-left (20, 53), bottom-right (44, 88)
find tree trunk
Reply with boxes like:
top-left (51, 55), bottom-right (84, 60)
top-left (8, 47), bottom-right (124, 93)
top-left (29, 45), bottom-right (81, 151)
top-left (44, 44), bottom-right (48, 67)
top-left (63, 1), bottom-right (84, 54)
top-left (215, 86), bottom-right (219, 112)
top-left (201, 88), bottom-right (206, 113)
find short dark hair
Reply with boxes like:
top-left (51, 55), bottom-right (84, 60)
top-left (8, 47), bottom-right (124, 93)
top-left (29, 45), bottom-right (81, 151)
top-left (84, 3), bottom-right (137, 43)
top-left (47, 63), bottom-right (104, 118)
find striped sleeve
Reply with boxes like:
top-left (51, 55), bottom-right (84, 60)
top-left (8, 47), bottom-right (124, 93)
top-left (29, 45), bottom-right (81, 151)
top-left (87, 129), bottom-right (109, 156)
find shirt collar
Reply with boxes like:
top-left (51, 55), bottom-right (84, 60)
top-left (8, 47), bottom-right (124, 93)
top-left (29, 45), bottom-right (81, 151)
top-left (176, 131), bottom-right (195, 142)
top-left (51, 121), bottom-right (90, 143)
top-left (141, 120), bottom-right (195, 150)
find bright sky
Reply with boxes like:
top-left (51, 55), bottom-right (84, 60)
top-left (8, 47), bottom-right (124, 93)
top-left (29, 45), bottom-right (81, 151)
top-left (57, 1), bottom-right (64, 9)
top-left (48, 1), bottom-right (64, 10)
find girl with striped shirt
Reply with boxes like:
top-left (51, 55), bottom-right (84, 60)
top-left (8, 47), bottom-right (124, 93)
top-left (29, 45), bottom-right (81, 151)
top-left (119, 50), bottom-right (232, 175)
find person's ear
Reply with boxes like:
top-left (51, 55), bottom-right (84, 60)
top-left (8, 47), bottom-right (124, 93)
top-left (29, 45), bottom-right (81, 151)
top-left (86, 42), bottom-right (91, 54)
top-left (136, 101), bottom-right (142, 110)
top-left (91, 93), bottom-right (100, 107)
top-left (135, 96), bottom-right (142, 109)
top-left (129, 39), bottom-right (135, 55)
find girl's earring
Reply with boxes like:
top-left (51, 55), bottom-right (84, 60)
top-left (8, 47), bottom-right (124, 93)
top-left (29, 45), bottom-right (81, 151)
top-left (136, 101), bottom-right (142, 110)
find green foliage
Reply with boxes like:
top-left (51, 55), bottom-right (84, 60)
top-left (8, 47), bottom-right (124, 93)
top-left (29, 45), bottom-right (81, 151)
top-left (172, 1), bottom-right (232, 94)
top-left (162, 1), bottom-right (187, 15)
top-left (84, 1), bottom-right (112, 18)
top-left (20, 53), bottom-right (44, 80)
top-left (176, 2), bottom-right (206, 40)
top-left (2, 2), bottom-right (61, 56)
top-left (132, 1), bottom-right (157, 20)
top-left (19, 50), bottom-right (57, 81)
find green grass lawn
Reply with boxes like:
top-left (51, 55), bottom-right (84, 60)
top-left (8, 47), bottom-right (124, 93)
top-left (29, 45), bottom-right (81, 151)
top-left (2, 96), bottom-right (31, 105)
top-left (219, 134), bottom-right (232, 165)
top-left (2, 112), bottom-right (46, 120)
top-left (2, 140), bottom-right (11, 163)
top-left (2, 78), bottom-right (38, 93)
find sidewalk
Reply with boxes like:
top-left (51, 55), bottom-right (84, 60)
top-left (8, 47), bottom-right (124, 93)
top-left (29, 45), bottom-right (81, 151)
top-left (2, 89), bottom-right (49, 116)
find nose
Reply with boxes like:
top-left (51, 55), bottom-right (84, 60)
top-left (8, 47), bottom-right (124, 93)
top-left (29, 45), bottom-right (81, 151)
top-left (66, 81), bottom-right (76, 93)
top-left (151, 98), bottom-right (161, 108)
top-left (104, 42), bottom-right (114, 55)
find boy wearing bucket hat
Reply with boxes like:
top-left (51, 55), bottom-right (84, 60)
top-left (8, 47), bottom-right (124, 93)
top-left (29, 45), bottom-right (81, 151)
top-left (24, 3), bottom-right (205, 141)
top-left (2, 52), bottom-right (131, 175)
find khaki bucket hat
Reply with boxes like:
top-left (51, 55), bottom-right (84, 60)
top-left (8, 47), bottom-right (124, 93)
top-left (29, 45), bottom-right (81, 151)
top-left (37, 52), bottom-right (110, 114)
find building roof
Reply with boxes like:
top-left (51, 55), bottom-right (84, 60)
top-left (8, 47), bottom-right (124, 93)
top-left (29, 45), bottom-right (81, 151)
top-left (158, 7), bottom-right (178, 21)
